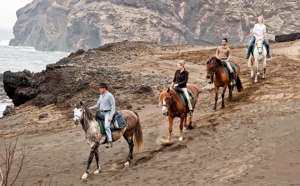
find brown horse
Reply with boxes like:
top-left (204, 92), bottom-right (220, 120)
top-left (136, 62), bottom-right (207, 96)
top-left (73, 101), bottom-right (143, 179)
top-left (206, 57), bottom-right (243, 111)
top-left (159, 84), bottom-right (199, 141)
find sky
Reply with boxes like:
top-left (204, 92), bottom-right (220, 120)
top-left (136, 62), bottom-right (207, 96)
top-left (0, 0), bottom-right (33, 29)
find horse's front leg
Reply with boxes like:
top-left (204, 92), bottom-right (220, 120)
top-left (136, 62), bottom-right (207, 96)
top-left (227, 84), bottom-right (232, 102)
top-left (93, 148), bottom-right (101, 174)
top-left (222, 86), bottom-right (227, 107)
top-left (82, 149), bottom-right (95, 179)
top-left (213, 86), bottom-right (219, 111)
top-left (263, 58), bottom-right (267, 79)
top-left (178, 116), bottom-right (185, 141)
top-left (254, 59), bottom-right (259, 83)
top-left (168, 117), bottom-right (174, 141)
top-left (183, 114), bottom-right (187, 131)
top-left (250, 58), bottom-right (254, 78)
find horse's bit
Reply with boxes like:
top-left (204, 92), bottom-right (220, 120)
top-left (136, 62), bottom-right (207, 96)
top-left (208, 62), bottom-right (221, 83)
top-left (162, 92), bottom-right (176, 107)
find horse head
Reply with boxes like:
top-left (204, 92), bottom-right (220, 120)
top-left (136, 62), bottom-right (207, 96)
top-left (159, 88), bottom-right (174, 115)
top-left (73, 103), bottom-right (84, 126)
top-left (255, 37), bottom-right (264, 54)
top-left (73, 101), bottom-right (94, 126)
top-left (206, 57), bottom-right (223, 83)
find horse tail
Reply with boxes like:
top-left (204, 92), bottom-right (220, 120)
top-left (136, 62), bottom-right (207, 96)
top-left (236, 75), bottom-right (243, 92)
top-left (133, 111), bottom-right (143, 152)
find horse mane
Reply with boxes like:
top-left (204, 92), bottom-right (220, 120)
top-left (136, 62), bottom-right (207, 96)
top-left (211, 56), bottom-right (223, 67)
top-left (82, 105), bottom-right (95, 121)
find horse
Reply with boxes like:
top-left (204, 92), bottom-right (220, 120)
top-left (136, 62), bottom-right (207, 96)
top-left (206, 57), bottom-right (243, 111)
top-left (248, 37), bottom-right (267, 83)
top-left (159, 84), bottom-right (199, 142)
top-left (73, 101), bottom-right (143, 179)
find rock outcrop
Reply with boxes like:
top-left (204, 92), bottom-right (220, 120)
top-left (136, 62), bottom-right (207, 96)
top-left (275, 33), bottom-right (300, 43)
top-left (10, 0), bottom-right (300, 52)
top-left (3, 41), bottom-right (167, 111)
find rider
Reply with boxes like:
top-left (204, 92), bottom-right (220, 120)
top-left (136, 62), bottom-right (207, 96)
top-left (216, 38), bottom-right (236, 85)
top-left (89, 83), bottom-right (115, 148)
top-left (171, 61), bottom-right (193, 117)
top-left (246, 16), bottom-right (271, 59)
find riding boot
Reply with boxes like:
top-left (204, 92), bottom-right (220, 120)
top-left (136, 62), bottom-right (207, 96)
top-left (231, 72), bottom-right (236, 85)
top-left (189, 110), bottom-right (193, 117)
top-left (105, 142), bottom-right (113, 148)
top-left (246, 53), bottom-right (250, 59)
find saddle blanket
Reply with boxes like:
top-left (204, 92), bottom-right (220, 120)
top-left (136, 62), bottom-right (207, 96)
top-left (223, 61), bottom-right (237, 77)
top-left (96, 112), bottom-right (126, 135)
top-left (174, 87), bottom-right (195, 107)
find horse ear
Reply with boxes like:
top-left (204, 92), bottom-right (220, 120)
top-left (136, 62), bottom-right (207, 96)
top-left (167, 87), bottom-right (170, 93)
top-left (159, 89), bottom-right (163, 92)
top-left (80, 101), bottom-right (83, 106)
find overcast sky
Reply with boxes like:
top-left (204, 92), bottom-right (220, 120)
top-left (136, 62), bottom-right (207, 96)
top-left (0, 0), bottom-right (33, 29)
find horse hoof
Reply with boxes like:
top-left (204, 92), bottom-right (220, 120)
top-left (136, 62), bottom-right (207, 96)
top-left (94, 169), bottom-right (101, 174)
top-left (124, 161), bottom-right (130, 167)
top-left (81, 173), bottom-right (88, 179)
top-left (178, 137), bottom-right (183, 141)
top-left (183, 127), bottom-right (187, 131)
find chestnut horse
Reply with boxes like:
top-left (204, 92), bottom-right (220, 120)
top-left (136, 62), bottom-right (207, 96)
top-left (159, 84), bottom-right (199, 141)
top-left (73, 101), bottom-right (143, 179)
top-left (206, 57), bottom-right (243, 111)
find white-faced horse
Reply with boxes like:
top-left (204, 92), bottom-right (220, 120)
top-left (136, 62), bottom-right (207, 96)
top-left (248, 37), bottom-right (267, 83)
top-left (73, 101), bottom-right (143, 179)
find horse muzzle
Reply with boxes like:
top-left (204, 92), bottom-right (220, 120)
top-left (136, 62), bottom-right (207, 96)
top-left (206, 74), bottom-right (213, 84)
top-left (74, 118), bottom-right (79, 125)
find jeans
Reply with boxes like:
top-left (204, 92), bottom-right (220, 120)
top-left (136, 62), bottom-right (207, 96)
top-left (247, 36), bottom-right (270, 55)
top-left (102, 111), bottom-right (112, 142)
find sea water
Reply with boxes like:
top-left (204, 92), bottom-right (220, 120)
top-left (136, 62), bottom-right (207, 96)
top-left (0, 29), bottom-right (69, 117)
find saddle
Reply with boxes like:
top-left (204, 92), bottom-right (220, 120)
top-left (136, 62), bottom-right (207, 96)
top-left (96, 112), bottom-right (126, 135)
top-left (173, 87), bottom-right (195, 107)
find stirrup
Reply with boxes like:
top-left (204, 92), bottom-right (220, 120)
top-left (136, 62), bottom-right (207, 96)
top-left (232, 79), bottom-right (236, 85)
top-left (189, 110), bottom-right (193, 117)
top-left (105, 142), bottom-right (113, 148)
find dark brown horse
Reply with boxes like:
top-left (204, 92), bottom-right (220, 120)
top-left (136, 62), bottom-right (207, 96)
top-left (206, 57), bottom-right (243, 111)
top-left (159, 84), bottom-right (199, 141)
top-left (73, 101), bottom-right (143, 179)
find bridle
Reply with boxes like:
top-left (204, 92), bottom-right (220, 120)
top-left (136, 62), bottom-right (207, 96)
top-left (161, 91), bottom-right (176, 107)
top-left (74, 107), bottom-right (85, 124)
top-left (207, 59), bottom-right (222, 78)
top-left (255, 39), bottom-right (264, 53)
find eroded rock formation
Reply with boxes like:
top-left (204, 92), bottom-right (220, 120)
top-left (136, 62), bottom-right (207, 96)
top-left (10, 0), bottom-right (300, 52)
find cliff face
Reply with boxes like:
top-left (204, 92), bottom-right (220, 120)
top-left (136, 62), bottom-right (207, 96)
top-left (9, 0), bottom-right (300, 52)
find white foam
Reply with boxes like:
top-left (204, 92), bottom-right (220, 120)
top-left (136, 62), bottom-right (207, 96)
top-left (0, 40), bottom-right (9, 46)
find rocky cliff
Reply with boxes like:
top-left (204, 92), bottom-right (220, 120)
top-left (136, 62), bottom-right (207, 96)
top-left (3, 41), bottom-right (174, 112)
top-left (10, 0), bottom-right (300, 52)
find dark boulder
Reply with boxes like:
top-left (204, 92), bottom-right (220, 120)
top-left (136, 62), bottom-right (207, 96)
top-left (3, 70), bottom-right (39, 106)
top-left (275, 33), bottom-right (300, 43)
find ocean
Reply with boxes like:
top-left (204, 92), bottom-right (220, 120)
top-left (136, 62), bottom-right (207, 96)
top-left (0, 29), bottom-right (69, 117)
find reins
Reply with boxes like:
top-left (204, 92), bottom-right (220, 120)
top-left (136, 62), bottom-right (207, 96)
top-left (162, 91), bottom-right (176, 107)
